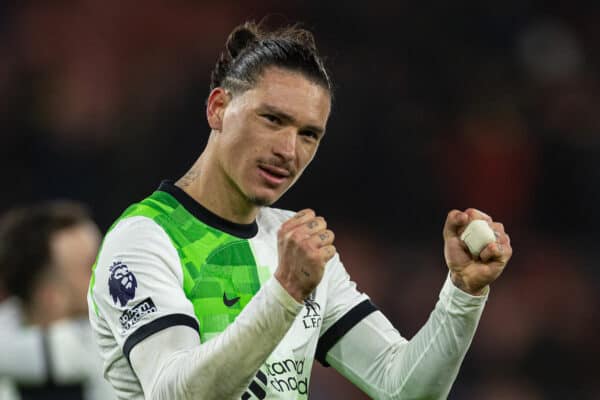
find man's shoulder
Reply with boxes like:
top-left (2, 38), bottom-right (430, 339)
top-left (104, 216), bottom-right (165, 243)
top-left (99, 216), bottom-right (175, 265)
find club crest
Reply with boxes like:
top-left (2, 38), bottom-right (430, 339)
top-left (108, 261), bottom-right (138, 306)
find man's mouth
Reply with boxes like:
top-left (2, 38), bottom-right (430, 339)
top-left (257, 164), bottom-right (291, 186)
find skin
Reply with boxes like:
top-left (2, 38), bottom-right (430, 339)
top-left (27, 222), bottom-right (101, 325)
top-left (177, 67), bottom-right (335, 302)
top-left (51, 222), bottom-right (102, 315)
top-left (444, 208), bottom-right (512, 295)
top-left (178, 67), bottom-right (331, 223)
top-left (177, 66), bottom-right (512, 301)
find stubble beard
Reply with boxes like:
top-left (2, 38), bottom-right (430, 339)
top-left (247, 179), bottom-right (296, 208)
top-left (246, 185), bottom-right (291, 208)
top-left (247, 195), bottom-right (274, 207)
top-left (236, 168), bottom-right (296, 209)
top-left (237, 184), bottom-right (278, 208)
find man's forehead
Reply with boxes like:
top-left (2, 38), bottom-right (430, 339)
top-left (254, 67), bottom-right (328, 95)
top-left (250, 68), bottom-right (331, 123)
top-left (51, 223), bottom-right (100, 261)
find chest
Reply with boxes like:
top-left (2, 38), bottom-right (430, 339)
top-left (180, 234), bottom-right (328, 345)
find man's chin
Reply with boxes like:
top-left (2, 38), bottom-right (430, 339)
top-left (247, 189), bottom-right (283, 207)
top-left (246, 185), bottom-right (290, 207)
top-left (248, 195), bottom-right (276, 207)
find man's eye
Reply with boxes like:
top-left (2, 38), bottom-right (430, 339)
top-left (300, 130), bottom-right (318, 140)
top-left (262, 114), bottom-right (281, 124)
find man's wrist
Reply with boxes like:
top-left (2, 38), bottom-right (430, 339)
top-left (273, 272), bottom-right (306, 303)
top-left (267, 278), bottom-right (305, 315)
top-left (450, 272), bottom-right (487, 296)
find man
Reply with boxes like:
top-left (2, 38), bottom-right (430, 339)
top-left (88, 21), bottom-right (512, 399)
top-left (0, 201), bottom-right (115, 400)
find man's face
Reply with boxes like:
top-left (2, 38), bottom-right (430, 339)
top-left (51, 221), bottom-right (101, 316)
top-left (214, 67), bottom-right (331, 207)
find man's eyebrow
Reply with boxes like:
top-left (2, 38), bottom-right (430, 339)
top-left (261, 104), bottom-right (325, 135)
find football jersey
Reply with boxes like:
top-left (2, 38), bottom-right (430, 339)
top-left (88, 181), bottom-right (377, 399)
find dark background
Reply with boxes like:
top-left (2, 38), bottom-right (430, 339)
top-left (1, 1), bottom-right (599, 398)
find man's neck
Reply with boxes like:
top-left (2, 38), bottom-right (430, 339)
top-left (176, 153), bottom-right (259, 225)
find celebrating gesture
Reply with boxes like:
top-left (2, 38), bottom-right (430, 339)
top-left (444, 208), bottom-right (512, 296)
top-left (88, 20), bottom-right (513, 400)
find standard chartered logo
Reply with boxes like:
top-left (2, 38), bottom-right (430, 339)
top-left (242, 358), bottom-right (308, 399)
top-left (266, 358), bottom-right (308, 395)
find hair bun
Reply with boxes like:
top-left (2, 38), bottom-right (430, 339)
top-left (210, 20), bottom-right (332, 94)
top-left (226, 23), bottom-right (259, 59)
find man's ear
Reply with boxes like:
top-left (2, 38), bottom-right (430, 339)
top-left (206, 88), bottom-right (230, 131)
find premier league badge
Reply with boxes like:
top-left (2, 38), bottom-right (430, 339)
top-left (108, 261), bottom-right (138, 307)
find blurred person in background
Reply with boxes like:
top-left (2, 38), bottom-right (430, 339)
top-left (0, 201), bottom-right (115, 400)
top-left (0, 279), bottom-right (18, 400)
top-left (88, 21), bottom-right (512, 399)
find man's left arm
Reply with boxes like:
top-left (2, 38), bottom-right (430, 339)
top-left (318, 274), bottom-right (486, 399)
top-left (316, 209), bottom-right (511, 399)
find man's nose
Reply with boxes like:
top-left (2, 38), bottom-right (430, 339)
top-left (272, 129), bottom-right (296, 162)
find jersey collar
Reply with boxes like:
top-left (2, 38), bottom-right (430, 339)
top-left (157, 180), bottom-right (259, 239)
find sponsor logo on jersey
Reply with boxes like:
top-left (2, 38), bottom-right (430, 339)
top-left (243, 358), bottom-right (308, 398)
top-left (119, 297), bottom-right (157, 331)
top-left (108, 261), bottom-right (138, 306)
top-left (223, 292), bottom-right (240, 307)
top-left (267, 358), bottom-right (308, 395)
top-left (302, 290), bottom-right (321, 329)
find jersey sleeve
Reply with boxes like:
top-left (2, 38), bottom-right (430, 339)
top-left (315, 254), bottom-right (378, 366)
top-left (89, 216), bottom-right (199, 362)
top-left (322, 275), bottom-right (487, 399)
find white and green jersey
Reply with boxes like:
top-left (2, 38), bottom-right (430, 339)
top-left (88, 181), bottom-right (375, 399)
top-left (88, 181), bottom-right (488, 400)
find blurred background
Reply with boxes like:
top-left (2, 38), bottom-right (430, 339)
top-left (1, 0), bottom-right (599, 398)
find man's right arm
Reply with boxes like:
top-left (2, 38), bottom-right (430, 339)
top-left (130, 277), bottom-right (301, 399)
top-left (90, 217), bottom-right (304, 399)
top-left (91, 209), bottom-right (334, 399)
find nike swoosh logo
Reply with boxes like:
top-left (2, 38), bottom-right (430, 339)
top-left (223, 292), bottom-right (240, 307)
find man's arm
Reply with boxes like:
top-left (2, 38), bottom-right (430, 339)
top-left (130, 278), bottom-right (301, 399)
top-left (324, 275), bottom-right (486, 399)
top-left (92, 217), bottom-right (301, 399)
top-left (91, 209), bottom-right (332, 399)
top-left (316, 209), bottom-right (511, 399)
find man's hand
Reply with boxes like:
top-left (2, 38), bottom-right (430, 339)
top-left (443, 208), bottom-right (512, 296)
top-left (275, 209), bottom-right (336, 302)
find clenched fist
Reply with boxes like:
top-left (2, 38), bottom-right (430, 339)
top-left (274, 209), bottom-right (336, 302)
top-left (443, 208), bottom-right (512, 296)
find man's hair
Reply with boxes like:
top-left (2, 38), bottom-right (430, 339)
top-left (0, 201), bottom-right (92, 304)
top-left (210, 21), bottom-right (333, 97)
